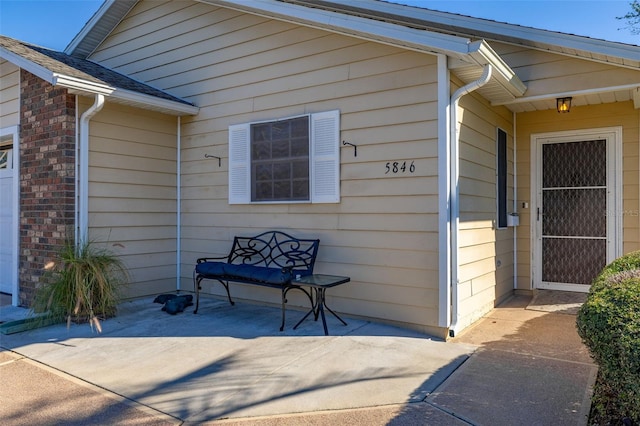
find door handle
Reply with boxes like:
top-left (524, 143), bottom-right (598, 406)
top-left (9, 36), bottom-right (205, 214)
top-left (537, 207), bottom-right (541, 221)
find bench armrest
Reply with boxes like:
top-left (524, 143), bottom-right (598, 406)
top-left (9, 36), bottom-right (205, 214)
top-left (196, 255), bottom-right (228, 264)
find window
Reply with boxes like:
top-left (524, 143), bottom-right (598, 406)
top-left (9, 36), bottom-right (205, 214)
top-left (497, 128), bottom-right (508, 228)
top-left (0, 135), bottom-right (12, 169)
top-left (252, 116), bottom-right (310, 201)
top-left (229, 110), bottom-right (340, 204)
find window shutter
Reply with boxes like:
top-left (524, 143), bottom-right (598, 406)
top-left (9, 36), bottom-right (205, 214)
top-left (310, 110), bottom-right (340, 203)
top-left (228, 123), bottom-right (250, 204)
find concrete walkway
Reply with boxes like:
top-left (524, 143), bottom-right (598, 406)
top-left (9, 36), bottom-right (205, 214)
top-left (0, 293), bottom-right (596, 425)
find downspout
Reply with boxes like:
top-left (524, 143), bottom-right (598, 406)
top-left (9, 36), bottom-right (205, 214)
top-left (513, 111), bottom-right (518, 290)
top-left (78, 94), bottom-right (105, 244)
top-left (176, 116), bottom-right (182, 292)
top-left (448, 64), bottom-right (492, 338)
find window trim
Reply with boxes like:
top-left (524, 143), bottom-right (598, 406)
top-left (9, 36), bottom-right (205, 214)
top-left (228, 110), bottom-right (340, 204)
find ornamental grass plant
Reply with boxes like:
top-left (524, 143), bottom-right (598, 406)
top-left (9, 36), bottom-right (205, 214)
top-left (31, 238), bottom-right (129, 333)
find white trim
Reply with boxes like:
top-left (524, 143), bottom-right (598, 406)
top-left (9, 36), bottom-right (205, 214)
top-left (530, 127), bottom-right (623, 291)
top-left (495, 83), bottom-right (640, 107)
top-left (64, 0), bottom-right (119, 55)
top-left (0, 125), bottom-right (20, 306)
top-left (0, 47), bottom-right (56, 84)
top-left (467, 40), bottom-right (527, 97)
top-left (512, 111), bottom-right (518, 290)
top-left (110, 88), bottom-right (200, 116)
top-left (437, 54), bottom-right (450, 328)
top-left (53, 74), bottom-right (113, 95)
top-left (176, 116), bottom-right (182, 292)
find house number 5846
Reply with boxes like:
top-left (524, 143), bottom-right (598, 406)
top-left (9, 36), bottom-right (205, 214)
top-left (385, 161), bottom-right (415, 174)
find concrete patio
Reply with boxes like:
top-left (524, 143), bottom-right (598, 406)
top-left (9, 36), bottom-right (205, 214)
top-left (0, 292), bottom-right (596, 425)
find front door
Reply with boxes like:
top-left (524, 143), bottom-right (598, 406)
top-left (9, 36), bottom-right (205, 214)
top-left (533, 128), bottom-right (621, 292)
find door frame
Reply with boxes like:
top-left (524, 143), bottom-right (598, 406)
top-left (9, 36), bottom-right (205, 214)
top-left (0, 125), bottom-right (19, 305)
top-left (530, 127), bottom-right (622, 292)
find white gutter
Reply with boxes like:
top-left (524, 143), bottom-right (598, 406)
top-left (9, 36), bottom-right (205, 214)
top-left (176, 117), bottom-right (182, 292)
top-left (78, 94), bottom-right (105, 244)
top-left (448, 64), bottom-right (493, 338)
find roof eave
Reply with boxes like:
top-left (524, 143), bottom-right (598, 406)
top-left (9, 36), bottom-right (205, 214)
top-left (198, 0), bottom-right (526, 101)
top-left (1, 46), bottom-right (57, 86)
top-left (326, 0), bottom-right (640, 68)
top-left (65, 0), bottom-right (138, 58)
top-left (110, 88), bottom-right (200, 116)
top-left (467, 40), bottom-right (527, 98)
top-left (198, 0), bottom-right (473, 60)
top-left (1, 47), bottom-right (198, 116)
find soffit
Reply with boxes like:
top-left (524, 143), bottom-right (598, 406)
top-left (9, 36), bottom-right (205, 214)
top-left (66, 0), bottom-right (138, 59)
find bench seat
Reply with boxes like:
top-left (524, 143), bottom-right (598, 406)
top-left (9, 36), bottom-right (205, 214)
top-left (193, 231), bottom-right (320, 331)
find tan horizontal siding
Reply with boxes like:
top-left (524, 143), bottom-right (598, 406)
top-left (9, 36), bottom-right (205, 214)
top-left (455, 83), bottom-right (515, 331)
top-left (493, 42), bottom-right (640, 98)
top-left (84, 100), bottom-right (178, 298)
top-left (0, 60), bottom-right (19, 127)
top-left (90, 1), bottom-right (443, 333)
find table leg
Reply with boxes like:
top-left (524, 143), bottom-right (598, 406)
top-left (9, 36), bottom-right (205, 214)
top-left (317, 288), bottom-right (329, 336)
top-left (293, 285), bottom-right (348, 335)
top-left (293, 307), bottom-right (314, 330)
top-left (324, 303), bottom-right (347, 326)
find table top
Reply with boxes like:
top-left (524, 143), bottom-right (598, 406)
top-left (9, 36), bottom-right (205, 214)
top-left (293, 274), bottom-right (350, 288)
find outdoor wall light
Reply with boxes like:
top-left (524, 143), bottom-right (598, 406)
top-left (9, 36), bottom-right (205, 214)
top-left (556, 97), bottom-right (572, 113)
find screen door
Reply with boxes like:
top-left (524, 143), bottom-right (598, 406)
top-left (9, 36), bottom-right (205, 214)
top-left (534, 129), bottom-right (620, 292)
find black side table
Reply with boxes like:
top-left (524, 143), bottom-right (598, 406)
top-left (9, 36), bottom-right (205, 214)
top-left (292, 274), bottom-right (350, 335)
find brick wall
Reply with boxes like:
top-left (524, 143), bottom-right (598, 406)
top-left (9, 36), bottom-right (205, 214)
top-left (19, 69), bottom-right (76, 306)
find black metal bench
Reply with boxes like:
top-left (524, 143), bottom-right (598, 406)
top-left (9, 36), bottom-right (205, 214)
top-left (193, 231), bottom-right (320, 331)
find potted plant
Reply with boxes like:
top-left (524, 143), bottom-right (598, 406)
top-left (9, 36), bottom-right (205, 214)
top-left (31, 238), bottom-right (129, 332)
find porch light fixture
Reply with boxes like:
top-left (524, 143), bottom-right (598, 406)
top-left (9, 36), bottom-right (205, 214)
top-left (557, 97), bottom-right (572, 113)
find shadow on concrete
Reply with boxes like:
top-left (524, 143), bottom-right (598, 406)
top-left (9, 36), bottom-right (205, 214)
top-left (385, 295), bottom-right (597, 426)
top-left (0, 295), bottom-right (475, 424)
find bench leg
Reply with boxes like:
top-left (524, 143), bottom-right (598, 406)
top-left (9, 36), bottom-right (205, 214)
top-left (280, 290), bottom-right (286, 331)
top-left (217, 279), bottom-right (235, 306)
top-left (193, 276), bottom-right (235, 314)
top-left (193, 272), bottom-right (200, 314)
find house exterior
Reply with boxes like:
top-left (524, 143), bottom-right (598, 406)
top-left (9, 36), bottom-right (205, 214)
top-left (1, 0), bottom-right (638, 338)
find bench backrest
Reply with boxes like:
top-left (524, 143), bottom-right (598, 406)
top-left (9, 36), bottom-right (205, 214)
top-left (227, 231), bottom-right (320, 276)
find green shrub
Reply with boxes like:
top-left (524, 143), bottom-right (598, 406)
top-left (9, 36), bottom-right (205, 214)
top-left (577, 252), bottom-right (640, 425)
top-left (590, 250), bottom-right (640, 291)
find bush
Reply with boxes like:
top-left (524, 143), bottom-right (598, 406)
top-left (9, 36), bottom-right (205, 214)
top-left (577, 251), bottom-right (640, 425)
top-left (31, 239), bottom-right (128, 333)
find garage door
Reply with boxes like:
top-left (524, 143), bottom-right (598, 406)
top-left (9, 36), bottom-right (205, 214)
top-left (0, 130), bottom-right (17, 297)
